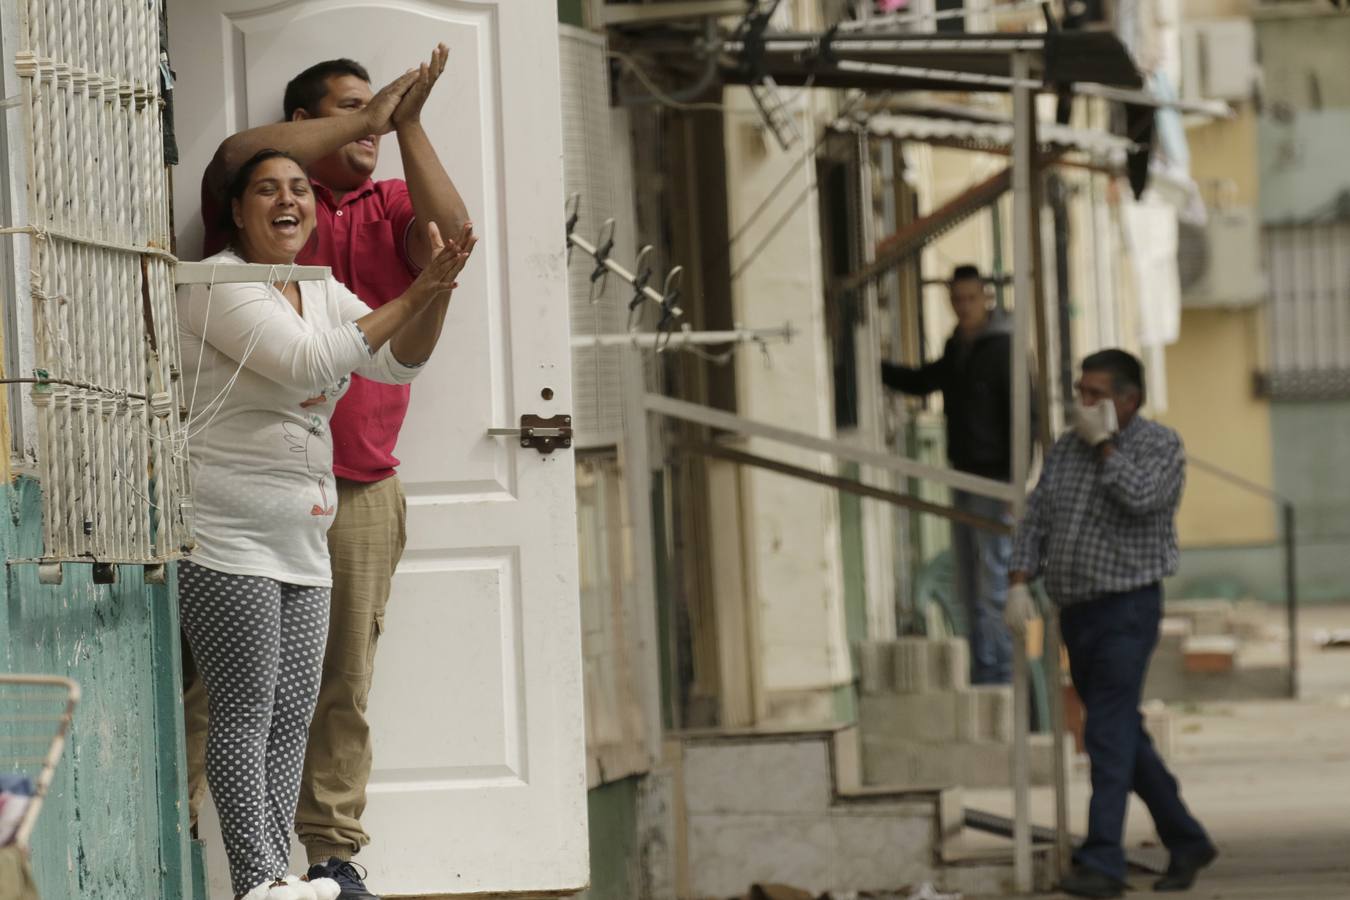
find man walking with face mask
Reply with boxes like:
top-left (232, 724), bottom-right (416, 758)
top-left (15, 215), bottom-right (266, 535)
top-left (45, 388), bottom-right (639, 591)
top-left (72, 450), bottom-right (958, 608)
top-left (1004, 349), bottom-right (1216, 898)
top-left (882, 264), bottom-right (1019, 684)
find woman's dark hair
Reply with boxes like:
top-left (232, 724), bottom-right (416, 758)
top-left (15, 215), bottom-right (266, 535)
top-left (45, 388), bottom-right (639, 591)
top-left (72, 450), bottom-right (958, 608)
top-left (222, 148), bottom-right (307, 234)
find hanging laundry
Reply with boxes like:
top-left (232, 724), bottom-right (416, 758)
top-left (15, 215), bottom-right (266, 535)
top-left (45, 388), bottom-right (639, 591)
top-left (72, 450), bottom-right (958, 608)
top-left (0, 775), bottom-right (34, 848)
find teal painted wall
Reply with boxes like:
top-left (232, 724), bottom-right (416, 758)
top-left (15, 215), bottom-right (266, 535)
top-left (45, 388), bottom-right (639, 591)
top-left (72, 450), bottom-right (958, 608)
top-left (1271, 401), bottom-right (1350, 603)
top-left (575, 778), bottom-right (640, 900)
top-left (1165, 401), bottom-right (1350, 605)
top-left (0, 477), bottom-right (195, 900)
top-left (1169, 544), bottom-right (1285, 604)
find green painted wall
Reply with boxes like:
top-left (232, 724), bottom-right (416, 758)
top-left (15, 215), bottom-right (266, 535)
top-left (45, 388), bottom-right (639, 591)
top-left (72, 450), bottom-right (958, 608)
top-left (0, 476), bottom-right (195, 900)
top-left (575, 778), bottom-right (640, 900)
top-left (1165, 401), bottom-right (1350, 605)
top-left (1271, 401), bottom-right (1350, 603)
top-left (558, 0), bottom-right (585, 26)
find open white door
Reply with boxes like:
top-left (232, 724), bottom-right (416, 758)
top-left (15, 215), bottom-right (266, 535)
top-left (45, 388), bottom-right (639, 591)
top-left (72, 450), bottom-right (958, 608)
top-left (169, 1), bottom-right (587, 895)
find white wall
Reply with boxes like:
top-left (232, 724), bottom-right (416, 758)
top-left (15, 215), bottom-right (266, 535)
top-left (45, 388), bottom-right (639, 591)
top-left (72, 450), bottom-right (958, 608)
top-left (722, 84), bottom-right (852, 723)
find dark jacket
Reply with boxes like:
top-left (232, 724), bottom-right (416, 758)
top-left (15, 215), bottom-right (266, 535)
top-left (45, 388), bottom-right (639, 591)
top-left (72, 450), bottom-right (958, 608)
top-left (881, 313), bottom-right (1023, 481)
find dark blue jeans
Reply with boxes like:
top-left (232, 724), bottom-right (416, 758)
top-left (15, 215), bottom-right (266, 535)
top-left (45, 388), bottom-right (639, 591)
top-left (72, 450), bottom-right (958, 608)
top-left (1060, 584), bottom-right (1211, 881)
top-left (951, 489), bottom-right (1013, 684)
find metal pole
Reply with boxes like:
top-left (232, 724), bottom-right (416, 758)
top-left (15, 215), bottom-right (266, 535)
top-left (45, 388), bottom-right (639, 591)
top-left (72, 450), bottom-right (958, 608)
top-left (991, 201), bottom-right (1007, 311)
top-left (854, 127), bottom-right (897, 640)
top-left (568, 230), bottom-right (683, 315)
top-left (1285, 502), bottom-right (1299, 700)
top-left (878, 137), bottom-right (913, 622)
top-left (569, 325), bottom-right (794, 348)
top-left (623, 346), bottom-right (666, 765)
top-left (643, 393), bottom-right (1022, 502)
top-left (1010, 49), bottom-right (1035, 894)
top-left (1047, 610), bottom-right (1071, 877)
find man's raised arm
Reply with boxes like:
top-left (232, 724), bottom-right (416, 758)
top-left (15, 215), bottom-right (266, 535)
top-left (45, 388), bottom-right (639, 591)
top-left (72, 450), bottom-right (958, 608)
top-left (389, 43), bottom-right (472, 269)
top-left (202, 68), bottom-right (419, 201)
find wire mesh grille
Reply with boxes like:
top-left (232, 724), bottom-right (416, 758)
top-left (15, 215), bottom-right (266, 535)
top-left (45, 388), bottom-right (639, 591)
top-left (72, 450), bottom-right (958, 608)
top-left (8, 0), bottom-right (191, 562)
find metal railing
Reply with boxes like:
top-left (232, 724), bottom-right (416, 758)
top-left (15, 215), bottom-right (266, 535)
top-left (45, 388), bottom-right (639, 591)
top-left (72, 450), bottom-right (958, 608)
top-left (1186, 455), bottom-right (1299, 699)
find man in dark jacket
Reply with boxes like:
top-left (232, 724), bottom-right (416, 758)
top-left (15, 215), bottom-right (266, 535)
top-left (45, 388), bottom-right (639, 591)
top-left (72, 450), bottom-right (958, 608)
top-left (882, 264), bottom-right (1015, 684)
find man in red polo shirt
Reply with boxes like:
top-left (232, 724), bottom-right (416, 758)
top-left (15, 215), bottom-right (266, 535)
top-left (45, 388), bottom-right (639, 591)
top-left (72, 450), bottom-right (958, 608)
top-left (187, 46), bottom-right (469, 900)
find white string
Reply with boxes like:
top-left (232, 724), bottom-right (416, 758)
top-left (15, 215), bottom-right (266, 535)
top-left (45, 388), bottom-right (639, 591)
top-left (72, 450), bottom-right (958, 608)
top-left (185, 261), bottom-right (219, 420)
top-left (165, 264), bottom-right (311, 463)
top-left (179, 323), bottom-right (270, 435)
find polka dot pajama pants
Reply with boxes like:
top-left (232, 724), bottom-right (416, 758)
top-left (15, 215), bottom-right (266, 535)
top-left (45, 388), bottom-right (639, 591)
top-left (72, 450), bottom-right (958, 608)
top-left (179, 561), bottom-right (330, 895)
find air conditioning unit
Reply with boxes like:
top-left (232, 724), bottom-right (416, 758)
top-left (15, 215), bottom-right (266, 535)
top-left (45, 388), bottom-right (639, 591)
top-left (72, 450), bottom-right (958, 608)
top-left (1177, 207), bottom-right (1265, 308)
top-left (1180, 19), bottom-right (1256, 102)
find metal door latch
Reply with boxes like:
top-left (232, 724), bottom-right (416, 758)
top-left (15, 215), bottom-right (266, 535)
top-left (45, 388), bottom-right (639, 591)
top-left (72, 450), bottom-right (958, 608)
top-left (488, 414), bottom-right (573, 454)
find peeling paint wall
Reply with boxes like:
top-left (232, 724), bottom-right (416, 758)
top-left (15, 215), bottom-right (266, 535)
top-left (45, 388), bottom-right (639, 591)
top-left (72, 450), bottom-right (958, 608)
top-left (0, 476), bottom-right (195, 900)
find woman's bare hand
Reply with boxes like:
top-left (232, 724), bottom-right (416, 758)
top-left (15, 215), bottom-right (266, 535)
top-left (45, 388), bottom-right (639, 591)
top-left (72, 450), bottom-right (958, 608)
top-left (405, 220), bottom-right (476, 310)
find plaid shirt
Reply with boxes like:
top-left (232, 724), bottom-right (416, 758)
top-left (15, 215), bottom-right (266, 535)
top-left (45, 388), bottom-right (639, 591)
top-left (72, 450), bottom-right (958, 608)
top-left (1011, 415), bottom-right (1184, 606)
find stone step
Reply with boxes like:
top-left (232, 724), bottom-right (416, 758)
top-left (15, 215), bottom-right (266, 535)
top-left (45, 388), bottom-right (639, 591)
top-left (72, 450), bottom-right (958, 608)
top-left (673, 728), bottom-right (948, 899)
top-left (681, 731), bottom-right (836, 816)
top-left (859, 637), bottom-right (971, 696)
top-left (862, 733), bottom-right (1073, 790)
top-left (860, 686), bottom-right (1012, 744)
top-left (933, 846), bottom-right (1057, 895)
top-left (1183, 635), bottom-right (1239, 673)
top-left (1166, 598), bottom-right (1238, 637)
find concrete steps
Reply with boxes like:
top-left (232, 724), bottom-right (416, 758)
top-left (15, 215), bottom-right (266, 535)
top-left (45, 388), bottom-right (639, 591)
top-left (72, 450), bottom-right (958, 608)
top-left (858, 637), bottom-right (1068, 791)
top-left (669, 725), bottom-right (1058, 898)
top-left (1145, 599), bottom-right (1289, 703)
top-left (671, 728), bottom-right (939, 898)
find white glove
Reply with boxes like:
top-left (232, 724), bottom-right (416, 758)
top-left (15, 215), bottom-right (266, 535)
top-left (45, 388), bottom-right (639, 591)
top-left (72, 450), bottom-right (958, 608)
top-left (1004, 582), bottom-right (1037, 635)
top-left (1073, 398), bottom-right (1118, 447)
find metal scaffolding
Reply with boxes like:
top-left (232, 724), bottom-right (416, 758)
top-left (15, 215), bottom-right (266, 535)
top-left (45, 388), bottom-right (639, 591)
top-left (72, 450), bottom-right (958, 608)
top-left (615, 16), bottom-right (1174, 888)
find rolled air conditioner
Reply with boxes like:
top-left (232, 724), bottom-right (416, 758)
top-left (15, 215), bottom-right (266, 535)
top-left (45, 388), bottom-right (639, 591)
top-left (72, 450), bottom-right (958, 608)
top-left (1177, 207), bottom-right (1265, 308)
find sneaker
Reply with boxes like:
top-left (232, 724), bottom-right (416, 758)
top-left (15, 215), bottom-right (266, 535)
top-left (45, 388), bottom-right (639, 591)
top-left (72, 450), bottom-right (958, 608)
top-left (305, 859), bottom-right (380, 900)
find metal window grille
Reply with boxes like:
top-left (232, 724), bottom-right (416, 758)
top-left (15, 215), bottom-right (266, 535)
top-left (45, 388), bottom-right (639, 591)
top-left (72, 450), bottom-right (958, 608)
top-left (4, 0), bottom-right (191, 563)
top-left (1265, 223), bottom-right (1350, 400)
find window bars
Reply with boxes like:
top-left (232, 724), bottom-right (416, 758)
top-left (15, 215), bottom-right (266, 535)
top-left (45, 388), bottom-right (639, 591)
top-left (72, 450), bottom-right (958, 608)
top-left (4, 0), bottom-right (191, 567)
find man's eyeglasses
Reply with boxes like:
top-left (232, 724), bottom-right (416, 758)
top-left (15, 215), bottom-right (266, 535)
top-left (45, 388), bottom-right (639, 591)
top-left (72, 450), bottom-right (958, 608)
top-left (1074, 382), bottom-right (1113, 403)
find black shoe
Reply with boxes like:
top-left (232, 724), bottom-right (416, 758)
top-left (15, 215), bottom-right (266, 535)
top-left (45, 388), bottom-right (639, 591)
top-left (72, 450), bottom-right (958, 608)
top-left (1058, 865), bottom-right (1127, 899)
top-left (1153, 843), bottom-right (1218, 892)
top-left (306, 858), bottom-right (381, 900)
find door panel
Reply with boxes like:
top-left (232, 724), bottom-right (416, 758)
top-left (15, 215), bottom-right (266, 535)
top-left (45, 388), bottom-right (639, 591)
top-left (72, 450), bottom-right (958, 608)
top-left (169, 1), bottom-right (586, 894)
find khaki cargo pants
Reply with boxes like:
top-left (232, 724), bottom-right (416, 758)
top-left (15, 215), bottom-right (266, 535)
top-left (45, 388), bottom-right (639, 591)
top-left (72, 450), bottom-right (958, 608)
top-left (0, 846), bottom-right (39, 900)
top-left (184, 475), bottom-right (407, 864)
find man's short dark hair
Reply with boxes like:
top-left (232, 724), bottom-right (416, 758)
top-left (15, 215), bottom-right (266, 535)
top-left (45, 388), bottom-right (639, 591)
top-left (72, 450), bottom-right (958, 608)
top-left (1082, 349), bottom-right (1146, 402)
top-left (283, 58), bottom-right (371, 119)
top-left (951, 264), bottom-right (982, 285)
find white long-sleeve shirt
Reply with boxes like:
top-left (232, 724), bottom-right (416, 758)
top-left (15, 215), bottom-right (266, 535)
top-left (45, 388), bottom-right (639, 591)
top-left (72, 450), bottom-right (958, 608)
top-left (177, 249), bottom-right (422, 586)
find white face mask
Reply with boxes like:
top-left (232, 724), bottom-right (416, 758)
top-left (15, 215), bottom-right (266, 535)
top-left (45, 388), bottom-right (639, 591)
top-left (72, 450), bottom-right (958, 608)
top-left (1073, 398), bottom-right (1119, 444)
